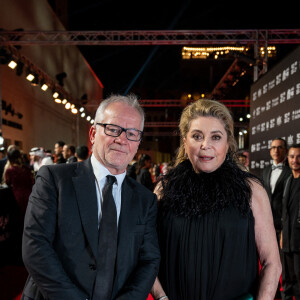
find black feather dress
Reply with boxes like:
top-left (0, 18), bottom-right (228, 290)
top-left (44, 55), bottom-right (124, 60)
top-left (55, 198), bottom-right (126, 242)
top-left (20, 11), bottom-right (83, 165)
top-left (157, 158), bottom-right (261, 300)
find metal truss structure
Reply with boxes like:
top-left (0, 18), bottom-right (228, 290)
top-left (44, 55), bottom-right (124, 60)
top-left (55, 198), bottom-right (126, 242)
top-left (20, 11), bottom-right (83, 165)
top-left (0, 29), bottom-right (300, 46)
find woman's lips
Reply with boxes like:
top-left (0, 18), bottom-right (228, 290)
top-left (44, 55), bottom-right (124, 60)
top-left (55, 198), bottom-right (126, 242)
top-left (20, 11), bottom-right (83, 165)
top-left (199, 156), bottom-right (214, 161)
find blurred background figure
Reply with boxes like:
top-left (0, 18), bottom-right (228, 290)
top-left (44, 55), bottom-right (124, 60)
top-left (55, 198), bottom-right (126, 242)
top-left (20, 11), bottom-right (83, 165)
top-left (62, 144), bottom-right (77, 164)
top-left (0, 146), bottom-right (7, 180)
top-left (29, 147), bottom-right (53, 175)
top-left (136, 154), bottom-right (154, 191)
top-left (237, 153), bottom-right (249, 171)
top-left (75, 145), bottom-right (89, 162)
top-left (53, 140), bottom-right (66, 164)
top-left (2, 147), bottom-right (34, 224)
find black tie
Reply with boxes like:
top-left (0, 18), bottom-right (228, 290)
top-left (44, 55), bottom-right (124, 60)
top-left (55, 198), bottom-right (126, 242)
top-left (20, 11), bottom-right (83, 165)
top-left (92, 175), bottom-right (117, 300)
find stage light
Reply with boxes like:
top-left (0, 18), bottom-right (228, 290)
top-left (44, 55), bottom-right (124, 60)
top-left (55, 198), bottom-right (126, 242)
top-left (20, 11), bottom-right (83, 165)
top-left (70, 104), bottom-right (75, 109)
top-left (79, 107), bottom-right (84, 112)
top-left (90, 119), bottom-right (94, 124)
top-left (53, 91), bottom-right (59, 98)
top-left (246, 114), bottom-right (250, 119)
top-left (26, 73), bottom-right (35, 82)
top-left (62, 99), bottom-right (67, 105)
top-left (8, 60), bottom-right (17, 69)
top-left (80, 112), bottom-right (86, 118)
top-left (41, 83), bottom-right (48, 91)
top-left (86, 116), bottom-right (91, 121)
top-left (54, 98), bottom-right (62, 104)
top-left (71, 108), bottom-right (78, 114)
top-left (239, 117), bottom-right (243, 122)
top-left (65, 102), bottom-right (71, 109)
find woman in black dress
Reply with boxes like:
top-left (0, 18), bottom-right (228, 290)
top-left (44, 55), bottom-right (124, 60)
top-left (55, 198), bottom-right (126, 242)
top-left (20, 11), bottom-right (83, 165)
top-left (151, 100), bottom-right (281, 300)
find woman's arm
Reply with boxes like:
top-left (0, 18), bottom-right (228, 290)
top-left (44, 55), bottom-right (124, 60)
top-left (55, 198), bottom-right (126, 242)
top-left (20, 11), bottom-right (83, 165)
top-left (250, 179), bottom-right (282, 299)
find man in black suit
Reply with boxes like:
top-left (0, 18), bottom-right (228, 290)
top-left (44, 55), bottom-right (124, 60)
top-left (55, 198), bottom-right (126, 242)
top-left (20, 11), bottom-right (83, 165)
top-left (262, 138), bottom-right (291, 299)
top-left (280, 144), bottom-right (300, 299)
top-left (21, 94), bottom-right (160, 300)
top-left (262, 138), bottom-right (291, 243)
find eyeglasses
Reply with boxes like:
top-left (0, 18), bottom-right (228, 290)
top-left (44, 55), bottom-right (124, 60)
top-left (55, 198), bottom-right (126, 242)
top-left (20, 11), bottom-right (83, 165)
top-left (96, 123), bottom-right (143, 142)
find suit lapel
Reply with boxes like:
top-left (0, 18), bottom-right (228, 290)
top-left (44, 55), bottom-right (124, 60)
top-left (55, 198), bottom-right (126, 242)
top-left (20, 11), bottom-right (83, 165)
top-left (72, 158), bottom-right (99, 259)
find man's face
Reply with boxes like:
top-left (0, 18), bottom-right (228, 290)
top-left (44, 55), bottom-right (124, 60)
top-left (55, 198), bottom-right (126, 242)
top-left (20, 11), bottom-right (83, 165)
top-left (54, 143), bottom-right (62, 155)
top-left (62, 145), bottom-right (69, 159)
top-left (288, 147), bottom-right (300, 174)
top-left (89, 102), bottom-right (142, 175)
top-left (270, 139), bottom-right (287, 164)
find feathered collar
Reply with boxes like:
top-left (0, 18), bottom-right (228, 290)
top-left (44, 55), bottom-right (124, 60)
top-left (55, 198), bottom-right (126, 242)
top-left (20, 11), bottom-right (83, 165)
top-left (159, 158), bottom-right (261, 218)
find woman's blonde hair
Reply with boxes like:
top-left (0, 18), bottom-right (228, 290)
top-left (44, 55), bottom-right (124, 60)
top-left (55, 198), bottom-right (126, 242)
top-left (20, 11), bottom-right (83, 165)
top-left (175, 99), bottom-right (237, 166)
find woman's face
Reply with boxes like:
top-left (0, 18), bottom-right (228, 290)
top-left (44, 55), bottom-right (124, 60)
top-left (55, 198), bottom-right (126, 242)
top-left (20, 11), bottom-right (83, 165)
top-left (184, 116), bottom-right (229, 173)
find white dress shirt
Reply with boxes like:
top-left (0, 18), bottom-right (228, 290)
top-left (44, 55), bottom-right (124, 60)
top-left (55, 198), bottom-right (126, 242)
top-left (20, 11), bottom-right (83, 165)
top-left (270, 161), bottom-right (283, 194)
top-left (91, 154), bottom-right (126, 227)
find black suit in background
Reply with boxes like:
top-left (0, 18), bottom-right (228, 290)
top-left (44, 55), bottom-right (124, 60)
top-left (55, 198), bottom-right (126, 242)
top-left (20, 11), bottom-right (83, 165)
top-left (262, 164), bottom-right (291, 237)
top-left (281, 175), bottom-right (300, 299)
top-left (21, 158), bottom-right (160, 300)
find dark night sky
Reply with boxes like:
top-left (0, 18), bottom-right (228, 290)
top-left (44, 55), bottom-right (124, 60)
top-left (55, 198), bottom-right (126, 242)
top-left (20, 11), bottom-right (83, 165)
top-left (58, 0), bottom-right (299, 100)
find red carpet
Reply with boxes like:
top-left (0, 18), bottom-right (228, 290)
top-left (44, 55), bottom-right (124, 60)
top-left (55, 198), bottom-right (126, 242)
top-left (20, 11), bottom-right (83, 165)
top-left (0, 265), bottom-right (27, 300)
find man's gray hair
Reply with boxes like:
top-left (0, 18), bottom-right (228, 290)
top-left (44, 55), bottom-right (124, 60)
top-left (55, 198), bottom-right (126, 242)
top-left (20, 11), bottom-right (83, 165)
top-left (94, 94), bottom-right (145, 130)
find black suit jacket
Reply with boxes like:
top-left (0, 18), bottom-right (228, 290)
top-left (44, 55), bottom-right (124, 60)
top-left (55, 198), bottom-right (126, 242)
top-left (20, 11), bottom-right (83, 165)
top-left (282, 175), bottom-right (300, 252)
top-left (21, 158), bottom-right (160, 300)
top-left (262, 164), bottom-right (291, 231)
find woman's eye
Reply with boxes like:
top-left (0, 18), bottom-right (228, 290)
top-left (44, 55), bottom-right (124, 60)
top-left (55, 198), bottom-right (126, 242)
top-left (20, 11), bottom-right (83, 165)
top-left (192, 134), bottom-right (203, 140)
top-left (212, 135), bottom-right (221, 140)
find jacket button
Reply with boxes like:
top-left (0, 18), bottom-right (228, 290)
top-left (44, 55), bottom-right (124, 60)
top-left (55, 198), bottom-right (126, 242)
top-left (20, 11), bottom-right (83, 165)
top-left (89, 264), bottom-right (96, 270)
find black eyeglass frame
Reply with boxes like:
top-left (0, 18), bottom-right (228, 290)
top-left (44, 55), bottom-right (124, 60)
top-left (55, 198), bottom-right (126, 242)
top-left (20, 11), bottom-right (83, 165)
top-left (96, 123), bottom-right (143, 142)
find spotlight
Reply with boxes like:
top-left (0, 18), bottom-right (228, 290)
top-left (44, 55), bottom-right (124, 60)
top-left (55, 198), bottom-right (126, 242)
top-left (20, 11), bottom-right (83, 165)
top-left (53, 91), bottom-right (59, 98)
top-left (65, 102), bottom-right (71, 109)
top-left (54, 98), bottom-right (62, 104)
top-left (8, 60), bottom-right (17, 69)
top-left (80, 112), bottom-right (86, 118)
top-left (86, 116), bottom-right (91, 121)
top-left (62, 99), bottom-right (67, 105)
top-left (71, 108), bottom-right (78, 114)
top-left (79, 107), bottom-right (84, 112)
top-left (41, 83), bottom-right (48, 91)
top-left (26, 73), bottom-right (35, 82)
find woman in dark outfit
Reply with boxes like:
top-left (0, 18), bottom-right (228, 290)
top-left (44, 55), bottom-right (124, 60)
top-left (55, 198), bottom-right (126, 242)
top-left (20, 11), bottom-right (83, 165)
top-left (151, 100), bottom-right (281, 300)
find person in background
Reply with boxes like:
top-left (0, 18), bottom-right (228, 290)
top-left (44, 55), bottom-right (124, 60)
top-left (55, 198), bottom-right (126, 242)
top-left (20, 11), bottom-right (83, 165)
top-left (262, 138), bottom-right (291, 298)
top-left (3, 147), bottom-right (34, 222)
top-left (280, 144), bottom-right (300, 300)
top-left (262, 138), bottom-right (291, 243)
top-left (237, 153), bottom-right (249, 171)
top-left (53, 140), bottom-right (66, 164)
top-left (0, 146), bottom-right (8, 181)
top-left (29, 147), bottom-right (53, 175)
top-left (75, 145), bottom-right (89, 162)
top-left (151, 99), bottom-right (281, 300)
top-left (136, 154), bottom-right (154, 191)
top-left (21, 94), bottom-right (160, 300)
top-left (62, 144), bottom-right (77, 163)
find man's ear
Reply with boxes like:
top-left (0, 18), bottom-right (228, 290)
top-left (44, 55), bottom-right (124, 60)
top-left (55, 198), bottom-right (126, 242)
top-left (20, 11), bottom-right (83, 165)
top-left (89, 126), bottom-right (96, 145)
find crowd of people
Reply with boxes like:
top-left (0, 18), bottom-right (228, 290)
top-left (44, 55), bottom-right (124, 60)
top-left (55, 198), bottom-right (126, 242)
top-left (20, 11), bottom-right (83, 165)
top-left (0, 93), bottom-right (299, 300)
